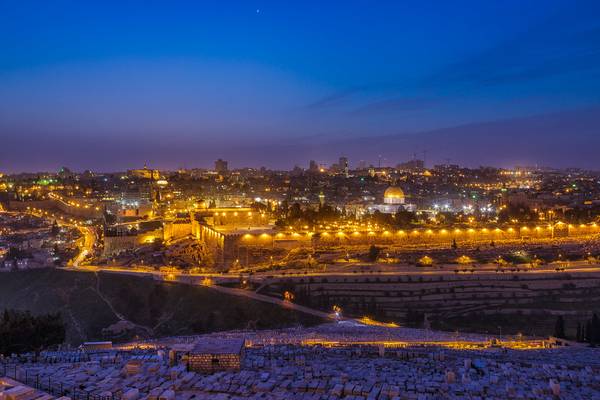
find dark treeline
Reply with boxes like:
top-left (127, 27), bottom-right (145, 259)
top-left (275, 201), bottom-right (341, 228)
top-left (574, 314), bottom-right (600, 345)
top-left (0, 309), bottom-right (65, 355)
top-left (555, 313), bottom-right (600, 345)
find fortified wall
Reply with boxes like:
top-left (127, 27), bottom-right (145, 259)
top-left (8, 199), bottom-right (103, 219)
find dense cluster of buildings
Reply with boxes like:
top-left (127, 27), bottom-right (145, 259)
top-left (1, 158), bottom-right (600, 270)
top-left (2, 160), bottom-right (600, 398)
top-left (0, 213), bottom-right (80, 271)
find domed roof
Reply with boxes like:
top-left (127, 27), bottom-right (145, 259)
top-left (384, 186), bottom-right (405, 199)
top-left (383, 186), bottom-right (405, 204)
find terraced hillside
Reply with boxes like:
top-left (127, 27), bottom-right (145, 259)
top-left (260, 271), bottom-right (600, 337)
top-left (0, 269), bottom-right (322, 344)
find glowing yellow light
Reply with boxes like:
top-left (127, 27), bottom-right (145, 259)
top-left (283, 291), bottom-right (295, 302)
top-left (418, 255), bottom-right (434, 266)
top-left (357, 316), bottom-right (399, 328)
top-left (457, 255), bottom-right (474, 264)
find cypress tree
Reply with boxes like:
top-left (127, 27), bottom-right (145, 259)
top-left (592, 313), bottom-right (600, 343)
top-left (586, 319), bottom-right (594, 344)
top-left (554, 316), bottom-right (566, 339)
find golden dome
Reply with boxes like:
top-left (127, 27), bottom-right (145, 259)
top-left (383, 186), bottom-right (405, 204)
top-left (384, 186), bottom-right (404, 198)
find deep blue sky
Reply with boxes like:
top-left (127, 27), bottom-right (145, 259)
top-left (1, 0), bottom-right (600, 172)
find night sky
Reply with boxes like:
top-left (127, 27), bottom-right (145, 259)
top-left (1, 0), bottom-right (600, 172)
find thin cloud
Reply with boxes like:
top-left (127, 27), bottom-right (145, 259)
top-left (304, 87), bottom-right (366, 110)
top-left (350, 97), bottom-right (438, 116)
top-left (420, 10), bottom-right (600, 90)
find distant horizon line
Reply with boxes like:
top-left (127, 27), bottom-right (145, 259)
top-left (3, 161), bottom-right (598, 176)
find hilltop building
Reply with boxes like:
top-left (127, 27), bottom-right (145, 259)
top-left (128, 165), bottom-right (161, 180)
top-left (368, 186), bottom-right (416, 214)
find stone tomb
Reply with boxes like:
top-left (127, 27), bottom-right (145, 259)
top-left (186, 338), bottom-right (245, 373)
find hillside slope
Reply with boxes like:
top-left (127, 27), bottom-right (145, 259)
top-left (261, 272), bottom-right (600, 337)
top-left (0, 269), bottom-right (322, 344)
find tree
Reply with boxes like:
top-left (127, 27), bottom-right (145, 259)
top-left (279, 199), bottom-right (289, 218)
top-left (394, 210), bottom-right (415, 228)
top-left (0, 309), bottom-right (65, 355)
top-left (592, 313), bottom-right (600, 343)
top-left (498, 204), bottom-right (537, 223)
top-left (554, 316), bottom-right (566, 339)
top-left (6, 246), bottom-right (25, 260)
top-left (367, 245), bottom-right (381, 262)
top-left (586, 319), bottom-right (594, 344)
top-left (50, 221), bottom-right (60, 236)
top-left (289, 202), bottom-right (302, 219)
top-left (152, 238), bottom-right (164, 251)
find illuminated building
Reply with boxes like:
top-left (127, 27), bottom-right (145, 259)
top-left (128, 165), bottom-right (161, 180)
top-left (215, 159), bottom-right (228, 173)
top-left (396, 159), bottom-right (424, 172)
top-left (368, 186), bottom-right (416, 214)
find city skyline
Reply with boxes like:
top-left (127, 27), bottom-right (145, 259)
top-left (1, 0), bottom-right (600, 172)
top-left (4, 2), bottom-right (600, 397)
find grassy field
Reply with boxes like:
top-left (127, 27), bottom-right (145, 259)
top-left (0, 269), bottom-right (323, 344)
